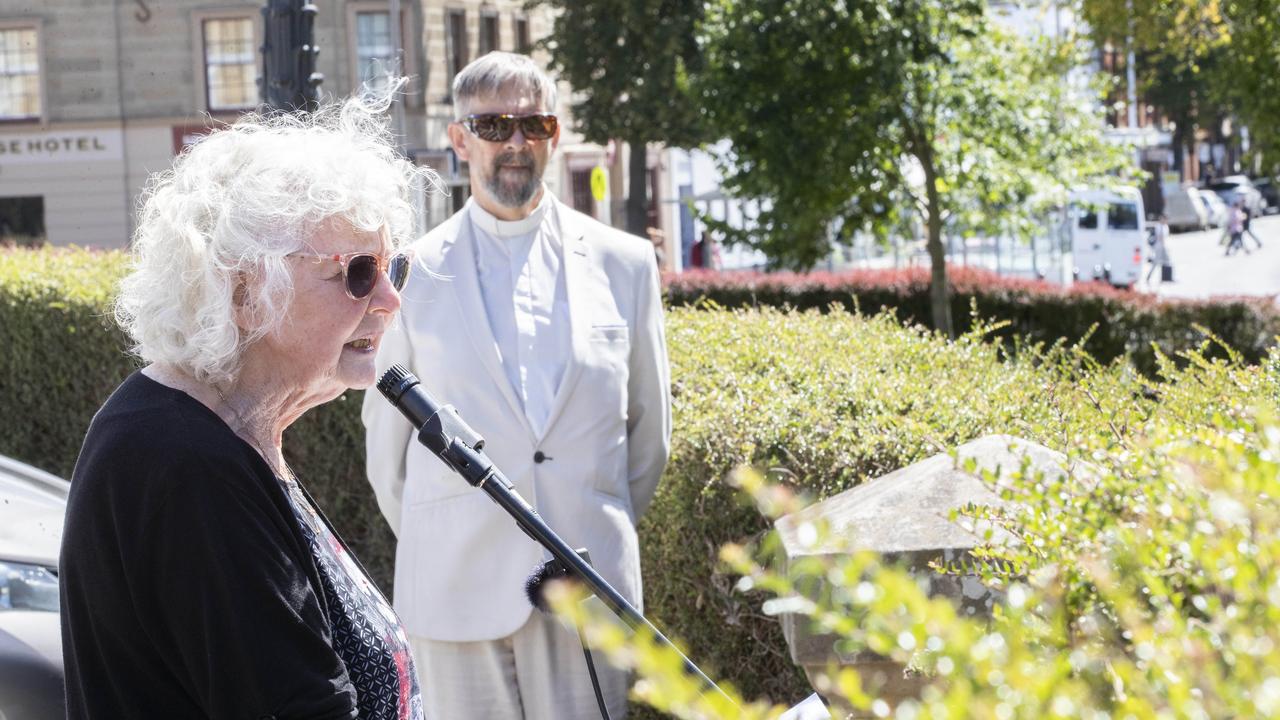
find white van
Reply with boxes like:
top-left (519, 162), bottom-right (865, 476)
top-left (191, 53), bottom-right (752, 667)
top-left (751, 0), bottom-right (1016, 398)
top-left (1069, 188), bottom-right (1146, 288)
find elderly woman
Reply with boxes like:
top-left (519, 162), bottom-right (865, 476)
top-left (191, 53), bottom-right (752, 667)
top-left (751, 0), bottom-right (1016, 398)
top-left (59, 94), bottom-right (431, 719)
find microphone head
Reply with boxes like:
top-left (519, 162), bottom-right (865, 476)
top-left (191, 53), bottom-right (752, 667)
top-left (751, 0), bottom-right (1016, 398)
top-left (524, 558), bottom-right (572, 613)
top-left (377, 364), bottom-right (418, 403)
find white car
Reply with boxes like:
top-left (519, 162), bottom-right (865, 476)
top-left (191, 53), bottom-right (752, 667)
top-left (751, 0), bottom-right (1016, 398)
top-left (0, 454), bottom-right (68, 719)
top-left (1163, 186), bottom-right (1209, 232)
top-left (1207, 175), bottom-right (1264, 216)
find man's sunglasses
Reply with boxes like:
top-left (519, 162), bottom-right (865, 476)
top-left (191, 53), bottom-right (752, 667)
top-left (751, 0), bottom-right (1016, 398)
top-left (286, 249), bottom-right (413, 300)
top-left (461, 113), bottom-right (559, 143)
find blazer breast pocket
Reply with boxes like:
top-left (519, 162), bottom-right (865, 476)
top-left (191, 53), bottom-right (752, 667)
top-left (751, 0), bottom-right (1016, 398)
top-left (589, 324), bottom-right (630, 344)
top-left (587, 324), bottom-right (631, 375)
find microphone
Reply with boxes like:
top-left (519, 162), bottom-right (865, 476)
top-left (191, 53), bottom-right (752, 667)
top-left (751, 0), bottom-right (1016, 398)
top-left (524, 558), bottom-right (572, 613)
top-left (376, 364), bottom-right (485, 459)
top-left (525, 549), bottom-right (593, 613)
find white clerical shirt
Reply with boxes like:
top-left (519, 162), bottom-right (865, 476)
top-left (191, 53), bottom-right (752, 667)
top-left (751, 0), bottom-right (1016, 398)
top-left (468, 192), bottom-right (570, 437)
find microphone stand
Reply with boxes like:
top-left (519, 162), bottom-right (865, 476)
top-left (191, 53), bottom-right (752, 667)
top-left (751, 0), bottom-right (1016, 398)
top-left (378, 365), bottom-right (732, 706)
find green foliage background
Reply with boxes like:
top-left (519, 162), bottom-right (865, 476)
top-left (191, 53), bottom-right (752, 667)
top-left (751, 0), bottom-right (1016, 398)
top-left (3, 246), bottom-right (1277, 713)
top-left (572, 339), bottom-right (1280, 720)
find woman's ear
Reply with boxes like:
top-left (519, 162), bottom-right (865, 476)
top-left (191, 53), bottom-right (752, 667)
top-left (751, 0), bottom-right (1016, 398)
top-left (231, 276), bottom-right (256, 331)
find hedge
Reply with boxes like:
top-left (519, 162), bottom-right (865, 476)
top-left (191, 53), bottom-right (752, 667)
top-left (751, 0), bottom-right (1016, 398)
top-left (664, 266), bottom-right (1280, 375)
top-left (572, 395), bottom-right (1280, 719)
top-left (2, 246), bottom-right (1274, 712)
top-left (0, 247), bottom-right (396, 592)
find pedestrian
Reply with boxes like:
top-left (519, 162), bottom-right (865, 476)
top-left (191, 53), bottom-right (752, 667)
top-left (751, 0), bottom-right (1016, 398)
top-left (1146, 214), bottom-right (1172, 284)
top-left (1243, 203), bottom-right (1263, 249)
top-left (1225, 200), bottom-right (1247, 256)
top-left (646, 225), bottom-right (667, 267)
top-left (362, 52), bottom-right (670, 720)
top-left (60, 91), bottom-right (429, 719)
top-left (690, 231), bottom-right (708, 268)
top-left (691, 230), bottom-right (723, 270)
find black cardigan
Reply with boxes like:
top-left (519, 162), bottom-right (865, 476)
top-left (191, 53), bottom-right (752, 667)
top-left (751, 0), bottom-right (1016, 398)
top-left (60, 372), bottom-right (359, 719)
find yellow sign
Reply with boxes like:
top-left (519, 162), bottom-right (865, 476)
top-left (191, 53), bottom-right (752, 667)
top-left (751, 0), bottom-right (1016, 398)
top-left (590, 166), bottom-right (607, 202)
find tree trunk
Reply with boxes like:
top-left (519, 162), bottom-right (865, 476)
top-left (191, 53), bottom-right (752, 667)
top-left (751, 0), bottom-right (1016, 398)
top-left (917, 138), bottom-right (953, 338)
top-left (626, 138), bottom-right (649, 236)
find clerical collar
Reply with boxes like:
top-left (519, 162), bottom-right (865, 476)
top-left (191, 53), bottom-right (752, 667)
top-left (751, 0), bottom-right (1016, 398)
top-left (470, 189), bottom-right (550, 238)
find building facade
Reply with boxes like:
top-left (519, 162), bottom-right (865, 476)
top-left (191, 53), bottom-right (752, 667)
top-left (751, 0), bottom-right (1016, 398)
top-left (0, 0), bottom-right (657, 250)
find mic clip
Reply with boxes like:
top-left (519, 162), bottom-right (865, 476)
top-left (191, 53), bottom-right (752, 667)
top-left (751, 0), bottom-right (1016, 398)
top-left (417, 403), bottom-right (486, 457)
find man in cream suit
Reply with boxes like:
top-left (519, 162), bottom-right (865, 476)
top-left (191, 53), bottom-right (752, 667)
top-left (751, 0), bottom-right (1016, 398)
top-left (362, 52), bottom-right (670, 719)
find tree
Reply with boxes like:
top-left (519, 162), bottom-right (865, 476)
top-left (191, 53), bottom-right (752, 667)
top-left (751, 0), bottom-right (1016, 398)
top-left (696, 0), bottom-right (1136, 336)
top-left (1213, 0), bottom-right (1280, 174)
top-left (536, 0), bottom-right (709, 236)
top-left (1078, 0), bottom-right (1230, 179)
top-left (1079, 0), bottom-right (1280, 177)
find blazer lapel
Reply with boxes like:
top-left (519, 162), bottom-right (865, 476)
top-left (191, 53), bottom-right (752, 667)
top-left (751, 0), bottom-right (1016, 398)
top-left (539, 201), bottom-right (589, 441)
top-left (443, 206), bottom-right (536, 439)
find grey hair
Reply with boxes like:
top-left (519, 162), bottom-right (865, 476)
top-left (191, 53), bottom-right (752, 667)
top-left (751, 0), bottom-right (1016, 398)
top-left (114, 86), bottom-right (439, 385)
top-left (452, 52), bottom-right (558, 118)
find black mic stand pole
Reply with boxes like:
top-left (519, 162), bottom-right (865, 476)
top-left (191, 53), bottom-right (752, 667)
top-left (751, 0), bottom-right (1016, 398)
top-left (378, 366), bottom-right (732, 706)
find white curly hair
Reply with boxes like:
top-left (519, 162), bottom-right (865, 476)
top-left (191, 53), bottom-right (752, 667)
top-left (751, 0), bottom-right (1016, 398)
top-left (114, 89), bottom-right (437, 384)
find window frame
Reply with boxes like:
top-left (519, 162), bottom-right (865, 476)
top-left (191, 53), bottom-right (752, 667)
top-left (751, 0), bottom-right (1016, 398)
top-left (478, 11), bottom-right (499, 57)
top-left (514, 16), bottom-right (531, 55)
top-left (0, 20), bottom-right (45, 124)
top-left (345, 1), bottom-right (420, 106)
top-left (445, 8), bottom-right (468, 101)
top-left (191, 9), bottom-right (263, 115)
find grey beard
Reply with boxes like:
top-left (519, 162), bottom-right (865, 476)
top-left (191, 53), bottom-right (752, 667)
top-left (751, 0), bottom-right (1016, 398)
top-left (486, 154), bottom-right (542, 207)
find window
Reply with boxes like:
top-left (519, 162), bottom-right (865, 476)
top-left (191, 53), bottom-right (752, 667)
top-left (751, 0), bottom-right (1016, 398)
top-left (0, 196), bottom-right (45, 246)
top-left (1107, 203), bottom-right (1139, 230)
top-left (514, 18), bottom-right (530, 54)
top-left (0, 26), bottom-right (41, 120)
top-left (1074, 206), bottom-right (1099, 230)
top-left (570, 168), bottom-right (595, 215)
top-left (202, 18), bottom-right (257, 111)
top-left (355, 11), bottom-right (394, 94)
top-left (479, 14), bottom-right (499, 56)
top-left (451, 184), bottom-right (469, 214)
top-left (446, 10), bottom-right (468, 96)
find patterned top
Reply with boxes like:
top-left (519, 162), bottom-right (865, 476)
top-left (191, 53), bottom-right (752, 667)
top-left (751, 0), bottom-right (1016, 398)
top-left (284, 480), bottom-right (424, 720)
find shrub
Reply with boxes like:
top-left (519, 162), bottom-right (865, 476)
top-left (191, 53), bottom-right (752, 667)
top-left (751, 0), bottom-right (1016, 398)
top-left (0, 247), bottom-right (136, 475)
top-left (0, 247), bottom-right (394, 590)
top-left (3, 246), bottom-right (1274, 716)
top-left (563, 351), bottom-right (1280, 719)
top-left (663, 266), bottom-right (1280, 375)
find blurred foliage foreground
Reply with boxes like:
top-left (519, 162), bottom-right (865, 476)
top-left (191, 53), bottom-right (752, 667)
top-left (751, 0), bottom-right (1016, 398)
top-left (4, 247), bottom-right (1279, 718)
top-left (565, 312), bottom-right (1280, 718)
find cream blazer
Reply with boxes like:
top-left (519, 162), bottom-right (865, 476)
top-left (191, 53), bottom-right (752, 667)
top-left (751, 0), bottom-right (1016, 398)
top-left (362, 197), bottom-right (671, 642)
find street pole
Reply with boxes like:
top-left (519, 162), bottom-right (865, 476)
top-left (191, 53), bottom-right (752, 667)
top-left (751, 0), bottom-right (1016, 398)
top-left (1125, 0), bottom-right (1138, 130)
top-left (261, 0), bottom-right (323, 112)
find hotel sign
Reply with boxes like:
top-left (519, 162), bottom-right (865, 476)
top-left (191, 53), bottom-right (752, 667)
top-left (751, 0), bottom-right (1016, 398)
top-left (0, 129), bottom-right (124, 165)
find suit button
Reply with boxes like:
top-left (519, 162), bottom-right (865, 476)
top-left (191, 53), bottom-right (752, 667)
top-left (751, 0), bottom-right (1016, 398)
top-left (534, 451), bottom-right (548, 464)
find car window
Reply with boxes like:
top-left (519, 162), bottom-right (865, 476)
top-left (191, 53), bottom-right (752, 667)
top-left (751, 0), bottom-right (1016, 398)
top-left (1108, 203), bottom-right (1139, 230)
top-left (0, 560), bottom-right (59, 612)
top-left (1076, 207), bottom-right (1099, 229)
top-left (1208, 183), bottom-right (1237, 191)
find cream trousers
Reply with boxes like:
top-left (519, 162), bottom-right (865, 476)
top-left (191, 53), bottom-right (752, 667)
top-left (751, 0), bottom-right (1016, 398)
top-left (410, 610), bottom-right (629, 720)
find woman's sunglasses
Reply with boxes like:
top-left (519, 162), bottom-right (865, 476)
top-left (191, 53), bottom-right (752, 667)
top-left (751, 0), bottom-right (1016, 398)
top-left (461, 113), bottom-right (559, 143)
top-left (286, 249), bottom-right (413, 300)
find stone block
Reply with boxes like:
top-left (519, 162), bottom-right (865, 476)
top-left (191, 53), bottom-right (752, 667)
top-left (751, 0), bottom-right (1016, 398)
top-left (773, 435), bottom-right (1073, 717)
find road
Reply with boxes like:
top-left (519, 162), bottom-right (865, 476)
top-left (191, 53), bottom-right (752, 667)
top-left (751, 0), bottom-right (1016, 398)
top-left (1146, 213), bottom-right (1280, 300)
